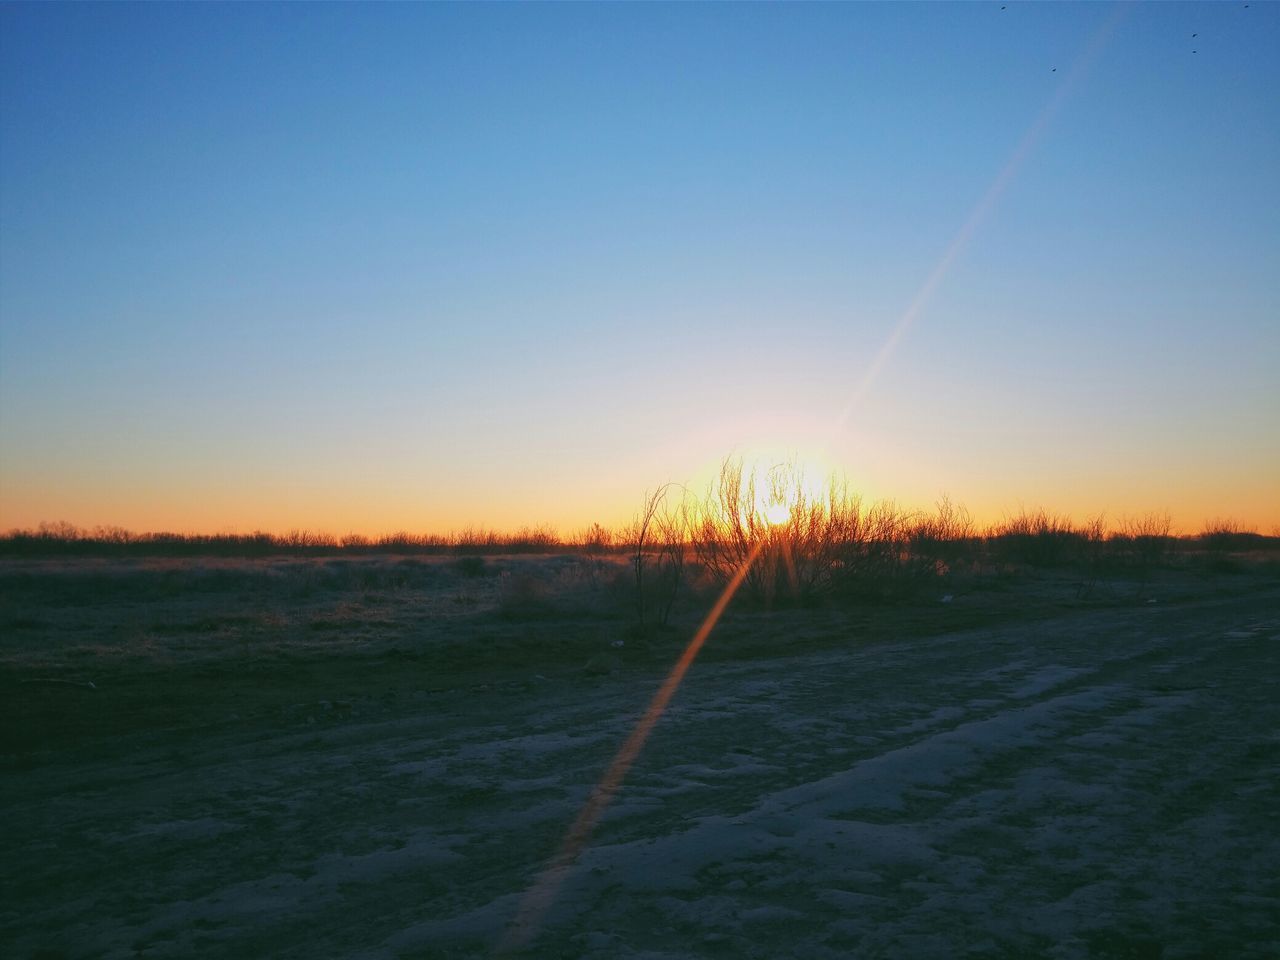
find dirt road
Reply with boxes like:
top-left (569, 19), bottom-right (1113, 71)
top-left (4, 582), bottom-right (1278, 958)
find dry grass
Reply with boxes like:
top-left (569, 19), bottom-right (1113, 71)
top-left (4, 472), bottom-right (1277, 619)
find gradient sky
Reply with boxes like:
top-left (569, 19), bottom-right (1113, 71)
top-left (2, 2), bottom-right (1277, 536)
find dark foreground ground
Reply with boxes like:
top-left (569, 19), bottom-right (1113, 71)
top-left (2, 554), bottom-right (1278, 959)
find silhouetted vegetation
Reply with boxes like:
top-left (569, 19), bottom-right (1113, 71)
top-left (1199, 518), bottom-right (1268, 554)
top-left (4, 474), bottom-right (1276, 618)
top-left (0, 521), bottom-right (570, 558)
top-left (625, 484), bottom-right (688, 628)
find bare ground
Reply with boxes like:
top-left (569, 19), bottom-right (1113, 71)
top-left (1, 555), bottom-right (1277, 959)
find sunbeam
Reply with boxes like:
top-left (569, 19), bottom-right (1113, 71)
top-left (496, 539), bottom-right (765, 955)
top-left (831, 5), bottom-right (1128, 439)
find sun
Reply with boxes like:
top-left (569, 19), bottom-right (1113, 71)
top-left (749, 461), bottom-right (797, 526)
top-left (760, 500), bottom-right (793, 526)
top-left (742, 448), bottom-right (836, 527)
top-left (687, 439), bottom-right (840, 530)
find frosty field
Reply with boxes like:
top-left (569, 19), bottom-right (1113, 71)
top-left (2, 554), bottom-right (1278, 959)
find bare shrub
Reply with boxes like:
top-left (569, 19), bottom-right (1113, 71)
top-left (454, 527), bottom-right (501, 554)
top-left (690, 459), bottom-right (769, 601)
top-left (377, 531), bottom-right (425, 552)
top-left (653, 502), bottom-right (690, 625)
top-left (625, 484), bottom-right (689, 627)
top-left (987, 508), bottom-right (1084, 567)
top-left (1200, 518), bottom-right (1261, 553)
top-left (1110, 511), bottom-right (1172, 569)
top-left (689, 458), bottom-right (817, 605)
top-left (279, 529), bottom-right (338, 549)
top-left (507, 525), bottom-right (562, 553)
top-left (832, 499), bottom-right (936, 600)
top-left (572, 522), bottom-right (614, 555)
top-left (686, 458), bottom-right (936, 605)
top-left (1072, 512), bottom-right (1110, 599)
top-left (910, 494), bottom-right (975, 569)
top-left (775, 475), bottom-right (865, 601)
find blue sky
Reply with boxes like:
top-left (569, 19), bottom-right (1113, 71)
top-left (2, 2), bottom-right (1277, 534)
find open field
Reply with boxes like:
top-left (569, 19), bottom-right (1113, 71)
top-left (2, 552), bottom-right (1278, 958)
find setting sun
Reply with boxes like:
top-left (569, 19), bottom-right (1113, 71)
top-left (760, 499), bottom-right (792, 527)
top-left (745, 457), bottom-right (827, 527)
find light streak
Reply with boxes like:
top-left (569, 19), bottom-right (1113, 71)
top-left (832, 5), bottom-right (1127, 437)
top-left (496, 539), bottom-right (764, 955)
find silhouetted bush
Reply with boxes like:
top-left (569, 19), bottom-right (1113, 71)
top-left (8, 489), bottom-right (1268, 599)
top-left (986, 509), bottom-right (1087, 568)
top-left (685, 459), bottom-right (944, 606)
top-left (623, 485), bottom-right (689, 626)
top-left (1199, 519), bottom-right (1265, 554)
top-left (0, 523), bottom-right (566, 558)
top-left (572, 522), bottom-right (615, 555)
top-left (1108, 512), bottom-right (1173, 569)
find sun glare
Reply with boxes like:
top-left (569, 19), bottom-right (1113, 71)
top-left (750, 462), bottom-right (797, 526)
top-left (741, 449), bottom-right (835, 527)
top-left (761, 500), bottom-right (793, 526)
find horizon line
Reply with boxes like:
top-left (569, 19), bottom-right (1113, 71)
top-left (3, 510), bottom-right (1275, 544)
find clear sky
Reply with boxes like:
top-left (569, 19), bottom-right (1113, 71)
top-left (2, 2), bottom-right (1277, 536)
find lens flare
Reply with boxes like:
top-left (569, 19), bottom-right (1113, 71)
top-left (496, 539), bottom-right (764, 955)
top-left (831, 5), bottom-right (1128, 440)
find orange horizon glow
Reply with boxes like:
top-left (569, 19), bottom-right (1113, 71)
top-left (4, 6), bottom-right (1277, 572)
top-left (7, 6), bottom-right (1273, 549)
top-left (2, 462), bottom-right (1277, 542)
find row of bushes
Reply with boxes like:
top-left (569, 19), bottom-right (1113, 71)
top-left (618, 462), bottom-right (1278, 618)
top-left (0, 522), bottom-right (567, 557)
top-left (0, 490), bottom-right (1271, 574)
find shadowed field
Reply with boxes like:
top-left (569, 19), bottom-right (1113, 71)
top-left (2, 553), bottom-right (1278, 958)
